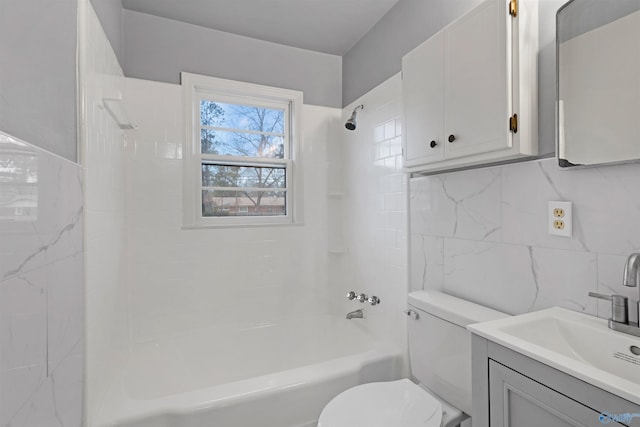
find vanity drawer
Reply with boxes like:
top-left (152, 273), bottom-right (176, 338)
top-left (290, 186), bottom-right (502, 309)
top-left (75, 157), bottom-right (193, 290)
top-left (489, 360), bottom-right (627, 427)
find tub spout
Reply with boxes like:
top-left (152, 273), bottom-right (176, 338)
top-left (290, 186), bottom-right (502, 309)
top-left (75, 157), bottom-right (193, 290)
top-left (346, 309), bottom-right (364, 319)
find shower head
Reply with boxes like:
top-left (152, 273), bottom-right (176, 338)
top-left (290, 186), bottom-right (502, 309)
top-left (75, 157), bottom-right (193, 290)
top-left (345, 105), bottom-right (364, 130)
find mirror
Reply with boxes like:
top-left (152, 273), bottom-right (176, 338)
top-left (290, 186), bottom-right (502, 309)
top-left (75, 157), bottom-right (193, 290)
top-left (557, 0), bottom-right (640, 168)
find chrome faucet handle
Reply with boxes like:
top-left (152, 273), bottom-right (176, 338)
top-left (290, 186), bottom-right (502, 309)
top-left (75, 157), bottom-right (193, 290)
top-left (346, 291), bottom-right (357, 301)
top-left (357, 293), bottom-right (368, 303)
top-left (588, 292), bottom-right (629, 324)
top-left (367, 296), bottom-right (380, 306)
top-left (404, 310), bottom-right (419, 320)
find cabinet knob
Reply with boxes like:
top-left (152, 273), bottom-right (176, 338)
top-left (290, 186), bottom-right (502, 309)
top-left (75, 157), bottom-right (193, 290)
top-left (448, 134), bottom-right (456, 143)
top-left (429, 140), bottom-right (437, 148)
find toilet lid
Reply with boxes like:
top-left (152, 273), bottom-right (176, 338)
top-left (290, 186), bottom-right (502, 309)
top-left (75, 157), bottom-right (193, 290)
top-left (318, 379), bottom-right (443, 427)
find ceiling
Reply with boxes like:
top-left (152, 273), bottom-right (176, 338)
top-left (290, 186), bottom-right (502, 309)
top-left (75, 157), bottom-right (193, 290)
top-left (121, 0), bottom-right (400, 55)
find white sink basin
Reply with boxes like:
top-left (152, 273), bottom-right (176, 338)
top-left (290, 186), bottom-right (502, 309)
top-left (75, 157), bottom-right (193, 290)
top-left (468, 307), bottom-right (640, 404)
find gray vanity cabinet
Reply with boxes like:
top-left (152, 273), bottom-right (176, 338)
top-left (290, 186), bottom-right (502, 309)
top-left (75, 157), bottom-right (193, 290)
top-left (472, 335), bottom-right (639, 427)
top-left (489, 361), bottom-right (622, 426)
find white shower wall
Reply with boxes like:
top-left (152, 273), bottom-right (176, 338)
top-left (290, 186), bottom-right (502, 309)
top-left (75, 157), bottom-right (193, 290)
top-left (78, 0), bottom-right (129, 422)
top-left (332, 74), bottom-right (408, 355)
top-left (123, 78), bottom-right (340, 343)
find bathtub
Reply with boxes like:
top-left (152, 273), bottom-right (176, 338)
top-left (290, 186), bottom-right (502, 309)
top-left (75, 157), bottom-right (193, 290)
top-left (97, 314), bottom-right (403, 427)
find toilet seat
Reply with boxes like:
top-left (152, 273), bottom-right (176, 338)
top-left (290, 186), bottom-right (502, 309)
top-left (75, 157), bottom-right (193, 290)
top-left (317, 379), bottom-right (443, 427)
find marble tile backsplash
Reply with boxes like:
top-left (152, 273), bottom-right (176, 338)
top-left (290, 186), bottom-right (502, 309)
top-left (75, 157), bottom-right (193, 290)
top-left (0, 131), bottom-right (84, 426)
top-left (410, 157), bottom-right (640, 319)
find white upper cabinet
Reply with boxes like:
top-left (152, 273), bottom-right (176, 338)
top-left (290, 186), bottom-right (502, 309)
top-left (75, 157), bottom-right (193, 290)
top-left (402, 0), bottom-right (538, 172)
top-left (403, 32), bottom-right (444, 165)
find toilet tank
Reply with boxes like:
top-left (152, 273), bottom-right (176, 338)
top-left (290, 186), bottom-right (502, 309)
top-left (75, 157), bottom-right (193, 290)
top-left (407, 290), bottom-right (508, 415)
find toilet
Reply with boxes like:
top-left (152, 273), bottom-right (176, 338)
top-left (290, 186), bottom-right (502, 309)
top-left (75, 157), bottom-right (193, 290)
top-left (318, 290), bottom-right (508, 427)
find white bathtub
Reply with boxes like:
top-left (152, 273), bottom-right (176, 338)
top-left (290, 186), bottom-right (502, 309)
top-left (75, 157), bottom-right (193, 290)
top-left (97, 315), bottom-right (402, 427)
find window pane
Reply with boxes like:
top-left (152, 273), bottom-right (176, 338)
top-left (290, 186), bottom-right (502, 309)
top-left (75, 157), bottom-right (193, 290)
top-left (202, 164), bottom-right (286, 189)
top-left (202, 190), bottom-right (286, 217)
top-left (201, 129), bottom-right (285, 158)
top-left (200, 100), bottom-right (285, 134)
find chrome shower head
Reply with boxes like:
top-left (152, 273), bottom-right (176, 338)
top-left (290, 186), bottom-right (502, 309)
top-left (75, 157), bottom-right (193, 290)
top-left (345, 105), bottom-right (364, 130)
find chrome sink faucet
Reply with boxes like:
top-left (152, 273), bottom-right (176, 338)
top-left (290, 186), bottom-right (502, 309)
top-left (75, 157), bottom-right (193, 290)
top-left (588, 253), bottom-right (640, 337)
top-left (623, 253), bottom-right (640, 325)
top-left (623, 253), bottom-right (640, 288)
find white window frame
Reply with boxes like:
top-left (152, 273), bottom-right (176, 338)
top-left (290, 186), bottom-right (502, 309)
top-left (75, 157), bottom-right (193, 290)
top-left (182, 73), bottom-right (304, 228)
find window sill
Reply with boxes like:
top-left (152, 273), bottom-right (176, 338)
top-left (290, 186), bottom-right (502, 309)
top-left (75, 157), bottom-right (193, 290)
top-left (181, 220), bottom-right (303, 230)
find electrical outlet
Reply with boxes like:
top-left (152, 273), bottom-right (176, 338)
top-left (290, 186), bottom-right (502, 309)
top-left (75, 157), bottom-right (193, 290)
top-left (548, 201), bottom-right (572, 237)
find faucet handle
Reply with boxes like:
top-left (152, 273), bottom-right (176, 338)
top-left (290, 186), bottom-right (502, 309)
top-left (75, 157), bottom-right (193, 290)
top-left (357, 293), bottom-right (368, 303)
top-left (588, 292), bottom-right (629, 324)
top-left (346, 291), bottom-right (357, 301)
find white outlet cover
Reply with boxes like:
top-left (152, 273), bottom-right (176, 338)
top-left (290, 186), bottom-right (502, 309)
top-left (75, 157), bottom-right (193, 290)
top-left (548, 201), bottom-right (572, 237)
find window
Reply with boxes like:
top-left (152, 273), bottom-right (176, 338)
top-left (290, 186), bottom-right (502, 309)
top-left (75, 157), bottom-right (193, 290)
top-left (182, 73), bottom-right (303, 227)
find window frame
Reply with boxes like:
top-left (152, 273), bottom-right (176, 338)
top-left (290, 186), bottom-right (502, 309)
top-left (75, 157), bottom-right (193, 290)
top-left (182, 72), bottom-right (304, 228)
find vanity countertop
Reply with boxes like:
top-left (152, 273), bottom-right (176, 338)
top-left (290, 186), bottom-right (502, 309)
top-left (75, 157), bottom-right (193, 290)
top-left (468, 307), bottom-right (640, 405)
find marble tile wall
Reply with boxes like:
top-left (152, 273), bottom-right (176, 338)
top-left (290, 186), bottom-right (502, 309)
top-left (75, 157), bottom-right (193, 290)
top-left (410, 157), bottom-right (640, 320)
top-left (0, 131), bottom-right (84, 426)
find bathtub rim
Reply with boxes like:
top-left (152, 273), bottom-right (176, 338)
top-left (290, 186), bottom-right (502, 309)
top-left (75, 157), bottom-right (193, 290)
top-left (96, 341), bottom-right (402, 426)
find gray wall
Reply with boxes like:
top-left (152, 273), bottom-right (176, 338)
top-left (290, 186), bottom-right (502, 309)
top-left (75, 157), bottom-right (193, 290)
top-left (90, 0), bottom-right (124, 66)
top-left (123, 10), bottom-right (342, 108)
top-left (342, 0), bottom-right (482, 108)
top-left (343, 0), bottom-right (567, 156)
top-left (0, 0), bottom-right (78, 161)
top-left (557, 0), bottom-right (640, 42)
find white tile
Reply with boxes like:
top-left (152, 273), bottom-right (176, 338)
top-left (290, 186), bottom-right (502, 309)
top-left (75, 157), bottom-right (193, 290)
top-left (47, 254), bottom-right (84, 373)
top-left (410, 235), bottom-right (444, 292)
top-left (527, 247), bottom-right (597, 315)
top-left (390, 136), bottom-right (402, 156)
top-left (124, 95), bottom-right (337, 345)
top-left (410, 167), bottom-right (501, 242)
top-left (83, 3), bottom-right (126, 420)
top-left (376, 140), bottom-right (390, 159)
top-left (502, 160), bottom-right (596, 252)
top-left (0, 270), bottom-right (47, 371)
top-left (443, 239), bottom-right (537, 315)
top-left (502, 158), bottom-right (640, 255)
top-left (0, 364), bottom-right (47, 425)
top-left (337, 74), bottom-right (407, 346)
top-left (374, 124), bottom-right (385, 143)
top-left (4, 353), bottom-right (82, 427)
top-left (50, 341), bottom-right (84, 427)
top-left (384, 120), bottom-right (396, 140)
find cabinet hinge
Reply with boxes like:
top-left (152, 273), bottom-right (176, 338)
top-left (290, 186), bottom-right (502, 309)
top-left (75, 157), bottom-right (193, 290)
top-left (509, 0), bottom-right (518, 17)
top-left (509, 114), bottom-right (518, 133)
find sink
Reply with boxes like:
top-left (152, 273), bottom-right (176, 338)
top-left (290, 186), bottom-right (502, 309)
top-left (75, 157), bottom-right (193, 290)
top-left (468, 307), bottom-right (640, 404)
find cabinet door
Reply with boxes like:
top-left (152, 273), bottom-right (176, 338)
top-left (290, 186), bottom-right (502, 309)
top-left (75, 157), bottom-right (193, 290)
top-left (489, 361), bottom-right (625, 427)
top-left (402, 31), bottom-right (444, 167)
top-left (444, 0), bottom-right (511, 159)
